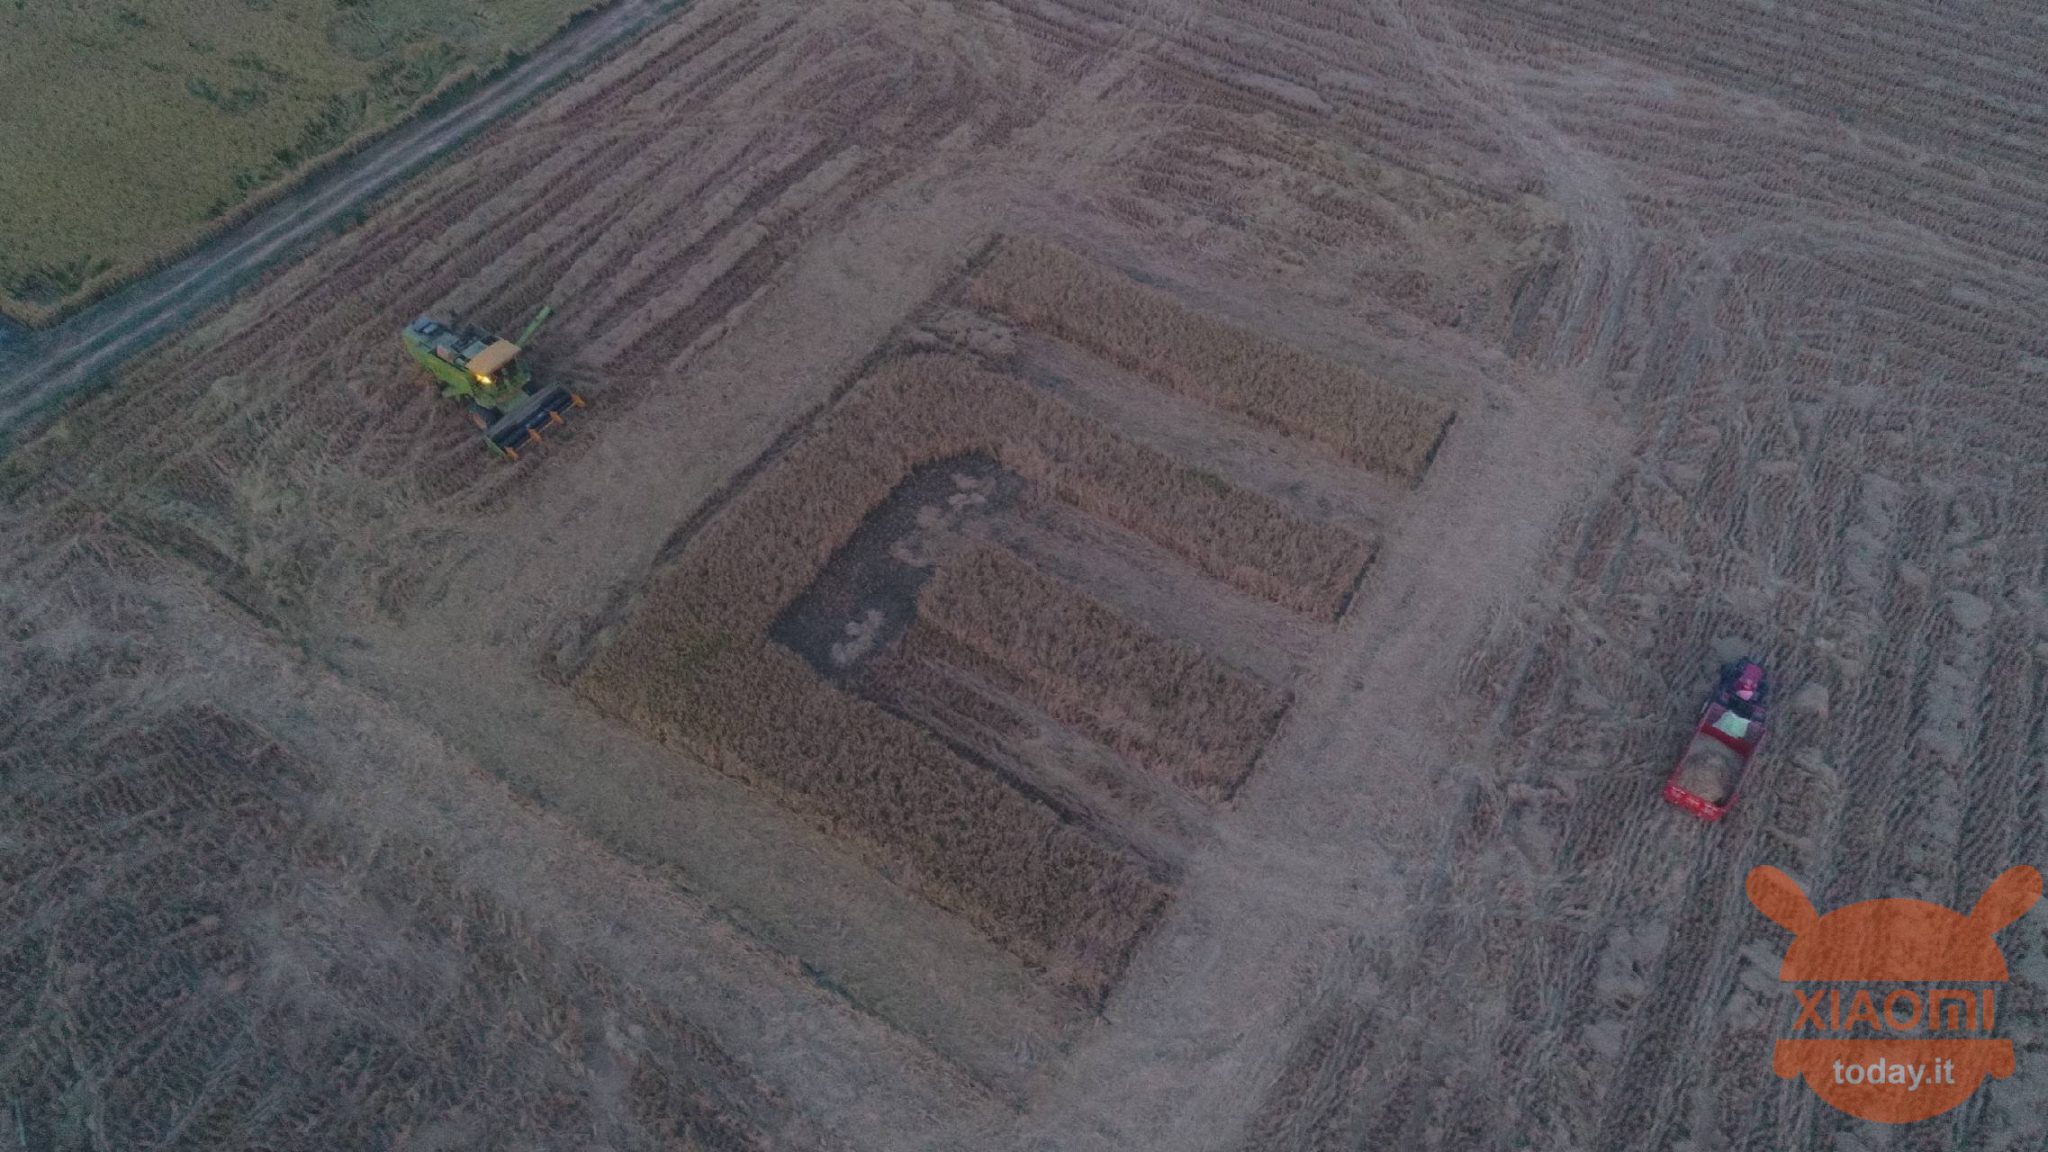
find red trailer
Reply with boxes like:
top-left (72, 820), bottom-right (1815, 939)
top-left (1664, 659), bottom-right (1768, 821)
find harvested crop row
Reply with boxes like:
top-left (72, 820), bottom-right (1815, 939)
top-left (579, 353), bottom-right (1364, 993)
top-left (918, 544), bottom-right (1286, 801)
top-left (968, 235), bottom-right (1456, 480)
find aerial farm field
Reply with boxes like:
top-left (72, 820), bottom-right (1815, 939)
top-left (4, 0), bottom-right (2048, 1149)
top-left (0, 0), bottom-right (603, 322)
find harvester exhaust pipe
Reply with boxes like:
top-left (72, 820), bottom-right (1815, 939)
top-left (516, 305), bottom-right (555, 346)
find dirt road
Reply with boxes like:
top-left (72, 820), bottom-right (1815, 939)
top-left (0, 0), bottom-right (671, 448)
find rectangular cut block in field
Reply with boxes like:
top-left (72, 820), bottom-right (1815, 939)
top-left (577, 350), bottom-right (1380, 999)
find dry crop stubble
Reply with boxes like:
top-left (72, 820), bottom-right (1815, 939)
top-left (0, 500), bottom-right (799, 1150)
top-left (1244, 214), bottom-right (2048, 1147)
top-left (1445, 0), bottom-right (2048, 173)
top-left (0, 700), bottom-right (787, 1151)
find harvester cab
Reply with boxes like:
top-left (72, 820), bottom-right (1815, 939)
top-left (403, 304), bottom-right (583, 460)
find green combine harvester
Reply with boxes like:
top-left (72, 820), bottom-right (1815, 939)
top-left (402, 305), bottom-right (583, 460)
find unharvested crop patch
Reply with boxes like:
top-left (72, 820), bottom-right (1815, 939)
top-left (970, 236), bottom-right (1458, 481)
top-left (918, 542), bottom-right (1285, 802)
top-left (582, 244), bottom-right (1446, 997)
top-left (578, 356), bottom-right (1182, 1001)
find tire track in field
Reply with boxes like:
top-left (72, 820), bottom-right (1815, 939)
top-left (93, 126), bottom-right (617, 410)
top-left (218, 6), bottom-right (798, 389)
top-left (566, 132), bottom-right (841, 347)
top-left (602, 66), bottom-right (984, 378)
top-left (527, 0), bottom-right (761, 129)
top-left (51, 133), bottom-right (649, 496)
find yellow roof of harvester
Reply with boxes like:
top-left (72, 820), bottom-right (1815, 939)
top-left (467, 340), bottom-right (522, 379)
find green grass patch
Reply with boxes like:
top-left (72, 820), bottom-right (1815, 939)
top-left (0, 0), bottom-right (603, 322)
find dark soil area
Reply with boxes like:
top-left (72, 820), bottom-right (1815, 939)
top-left (770, 453), bottom-right (1018, 681)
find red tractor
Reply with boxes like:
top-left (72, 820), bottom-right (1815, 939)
top-left (1664, 658), bottom-right (1768, 821)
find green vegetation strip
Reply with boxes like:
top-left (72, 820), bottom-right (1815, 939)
top-left (0, 0), bottom-right (602, 321)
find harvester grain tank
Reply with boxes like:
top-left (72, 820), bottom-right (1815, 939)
top-left (403, 304), bottom-right (583, 460)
